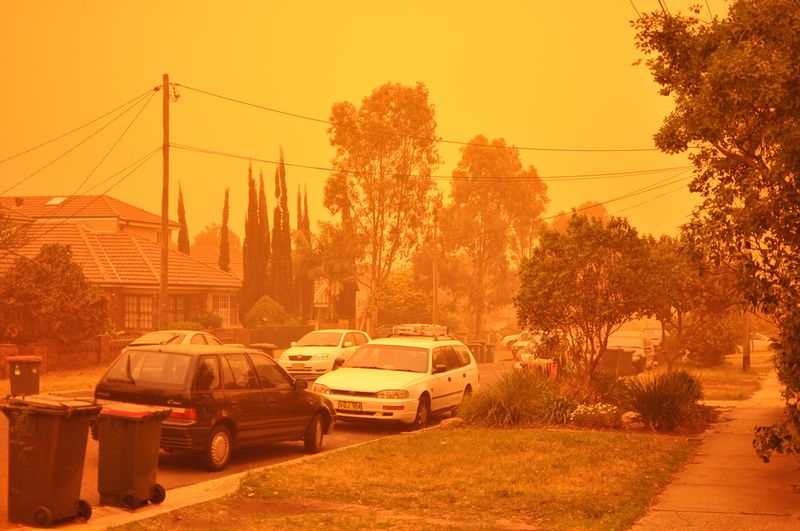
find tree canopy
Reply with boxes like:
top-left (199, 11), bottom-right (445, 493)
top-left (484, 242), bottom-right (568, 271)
top-left (0, 244), bottom-right (110, 343)
top-left (634, 0), bottom-right (800, 459)
top-left (514, 216), bottom-right (650, 378)
top-left (327, 82), bottom-right (440, 331)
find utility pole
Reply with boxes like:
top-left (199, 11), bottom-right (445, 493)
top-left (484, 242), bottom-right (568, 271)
top-left (432, 206), bottom-right (439, 325)
top-left (159, 73), bottom-right (170, 329)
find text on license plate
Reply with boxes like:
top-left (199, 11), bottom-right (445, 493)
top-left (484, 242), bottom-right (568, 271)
top-left (338, 401), bottom-right (362, 412)
top-left (292, 363), bottom-right (307, 369)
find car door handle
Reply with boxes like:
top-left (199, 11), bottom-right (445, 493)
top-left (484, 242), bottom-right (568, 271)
top-left (447, 377), bottom-right (452, 382)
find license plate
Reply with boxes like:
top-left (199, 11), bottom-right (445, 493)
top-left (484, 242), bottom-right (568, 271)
top-left (292, 363), bottom-right (307, 370)
top-left (338, 401), bottom-right (362, 412)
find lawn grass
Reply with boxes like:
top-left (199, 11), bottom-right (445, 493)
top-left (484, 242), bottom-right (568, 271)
top-left (0, 363), bottom-right (106, 396)
top-left (683, 350), bottom-right (774, 401)
top-left (116, 427), bottom-right (697, 530)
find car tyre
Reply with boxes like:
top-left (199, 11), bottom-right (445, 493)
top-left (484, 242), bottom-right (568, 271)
top-left (411, 396), bottom-right (431, 430)
top-left (304, 413), bottom-right (324, 453)
top-left (203, 424), bottom-right (233, 471)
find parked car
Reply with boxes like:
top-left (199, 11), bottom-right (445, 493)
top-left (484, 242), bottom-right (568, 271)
top-left (501, 333), bottom-right (520, 350)
top-left (94, 344), bottom-right (336, 471)
top-left (738, 332), bottom-right (778, 353)
top-left (311, 324), bottom-right (480, 429)
top-left (125, 330), bottom-right (224, 351)
top-left (278, 329), bottom-right (371, 379)
top-left (606, 333), bottom-right (656, 372)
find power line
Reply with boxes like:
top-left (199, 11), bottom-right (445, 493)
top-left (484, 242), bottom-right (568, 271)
top-left (0, 88), bottom-right (157, 166)
top-left (628, 0), bottom-right (641, 18)
top-left (171, 142), bottom-right (689, 182)
top-left (612, 180), bottom-right (690, 215)
top-left (0, 94), bottom-right (156, 196)
top-left (174, 82), bottom-right (661, 153)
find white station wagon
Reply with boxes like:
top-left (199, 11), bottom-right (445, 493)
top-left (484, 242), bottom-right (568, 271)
top-left (311, 324), bottom-right (480, 429)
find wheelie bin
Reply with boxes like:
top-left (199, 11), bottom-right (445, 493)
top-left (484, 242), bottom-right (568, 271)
top-left (1, 395), bottom-right (100, 528)
top-left (97, 403), bottom-right (172, 509)
top-left (7, 355), bottom-right (43, 395)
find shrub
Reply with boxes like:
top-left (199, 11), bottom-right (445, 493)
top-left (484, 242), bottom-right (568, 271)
top-left (458, 369), bottom-right (574, 428)
top-left (570, 403), bottom-right (620, 429)
top-left (623, 370), bottom-right (703, 432)
top-left (684, 316), bottom-right (738, 366)
top-left (557, 370), bottom-right (626, 407)
top-left (196, 312), bottom-right (223, 330)
top-left (243, 296), bottom-right (289, 328)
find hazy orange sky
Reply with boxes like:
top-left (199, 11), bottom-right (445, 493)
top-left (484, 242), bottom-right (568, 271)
top-left (1, 1), bottom-right (730, 241)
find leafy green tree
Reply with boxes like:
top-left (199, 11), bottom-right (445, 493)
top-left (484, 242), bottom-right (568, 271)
top-left (271, 149), bottom-right (293, 311)
top-left (515, 215), bottom-right (650, 378)
top-left (440, 135), bottom-right (547, 338)
top-left (550, 201), bottom-right (608, 233)
top-left (312, 221), bottom-right (361, 320)
top-left (377, 269), bottom-right (432, 325)
top-left (327, 82), bottom-right (440, 331)
top-left (193, 222), bottom-right (241, 254)
top-left (241, 164), bottom-right (262, 317)
top-left (0, 244), bottom-right (110, 343)
top-left (294, 185), bottom-right (314, 320)
top-left (634, 0), bottom-right (800, 459)
top-left (219, 189), bottom-right (231, 272)
top-left (177, 183), bottom-right (190, 255)
top-left (243, 295), bottom-right (289, 328)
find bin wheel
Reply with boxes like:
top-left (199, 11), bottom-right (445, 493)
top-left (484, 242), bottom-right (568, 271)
top-left (76, 499), bottom-right (92, 520)
top-left (150, 483), bottom-right (167, 505)
top-left (32, 506), bottom-right (52, 528)
top-left (121, 490), bottom-right (141, 510)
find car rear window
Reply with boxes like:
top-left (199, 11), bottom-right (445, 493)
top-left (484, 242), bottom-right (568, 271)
top-left (130, 331), bottom-right (185, 345)
top-left (104, 350), bottom-right (192, 388)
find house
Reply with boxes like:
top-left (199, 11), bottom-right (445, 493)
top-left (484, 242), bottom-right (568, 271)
top-left (0, 195), bottom-right (242, 330)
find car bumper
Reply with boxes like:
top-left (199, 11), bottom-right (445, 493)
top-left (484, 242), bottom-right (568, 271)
top-left (324, 394), bottom-right (418, 424)
top-left (160, 421), bottom-right (210, 453)
top-left (279, 359), bottom-right (334, 378)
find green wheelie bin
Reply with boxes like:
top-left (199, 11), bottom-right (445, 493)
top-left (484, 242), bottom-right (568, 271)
top-left (1, 395), bottom-right (100, 528)
top-left (97, 403), bottom-right (172, 509)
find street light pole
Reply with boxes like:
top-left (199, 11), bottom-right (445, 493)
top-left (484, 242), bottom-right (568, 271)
top-left (159, 73), bottom-right (170, 329)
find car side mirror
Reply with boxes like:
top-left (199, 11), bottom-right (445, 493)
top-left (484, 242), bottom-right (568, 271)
top-left (344, 341), bottom-right (353, 347)
top-left (433, 364), bottom-right (448, 374)
top-left (295, 378), bottom-right (308, 391)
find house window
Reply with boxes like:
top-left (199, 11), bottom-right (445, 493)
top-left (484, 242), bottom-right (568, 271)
top-left (169, 296), bottom-right (185, 324)
top-left (125, 295), bottom-right (153, 330)
top-left (212, 294), bottom-right (238, 326)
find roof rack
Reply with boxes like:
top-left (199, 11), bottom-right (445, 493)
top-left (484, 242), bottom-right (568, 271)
top-left (390, 324), bottom-right (451, 339)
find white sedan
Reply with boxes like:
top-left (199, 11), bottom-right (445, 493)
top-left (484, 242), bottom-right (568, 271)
top-left (278, 329), bottom-right (370, 379)
top-left (311, 334), bottom-right (480, 428)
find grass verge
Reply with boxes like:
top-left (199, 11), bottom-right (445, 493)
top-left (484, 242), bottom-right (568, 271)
top-left (684, 350), bottom-right (774, 400)
top-left (116, 427), bottom-right (697, 530)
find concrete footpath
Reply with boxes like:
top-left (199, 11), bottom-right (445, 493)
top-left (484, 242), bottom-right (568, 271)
top-left (634, 369), bottom-right (800, 530)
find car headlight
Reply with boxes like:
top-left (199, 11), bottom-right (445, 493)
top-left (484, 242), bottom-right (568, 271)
top-left (311, 383), bottom-right (330, 394)
top-left (376, 389), bottom-right (409, 399)
top-left (312, 352), bottom-right (330, 360)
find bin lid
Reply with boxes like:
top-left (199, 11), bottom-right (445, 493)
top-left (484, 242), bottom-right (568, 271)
top-left (99, 402), bottom-right (172, 420)
top-left (5, 355), bottom-right (43, 363)
top-left (0, 394), bottom-right (101, 415)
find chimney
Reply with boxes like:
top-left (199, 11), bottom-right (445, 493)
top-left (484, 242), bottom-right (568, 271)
top-left (14, 197), bottom-right (23, 207)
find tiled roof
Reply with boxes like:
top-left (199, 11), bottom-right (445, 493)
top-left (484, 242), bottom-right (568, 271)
top-left (0, 205), bottom-right (34, 224)
top-left (0, 195), bottom-right (180, 228)
top-left (189, 245), bottom-right (244, 280)
top-left (0, 222), bottom-right (240, 289)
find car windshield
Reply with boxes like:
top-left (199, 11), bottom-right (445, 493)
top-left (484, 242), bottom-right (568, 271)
top-left (295, 331), bottom-right (342, 347)
top-left (346, 344), bottom-right (428, 373)
top-left (103, 350), bottom-right (192, 388)
top-left (130, 331), bottom-right (185, 346)
top-left (608, 336), bottom-right (641, 348)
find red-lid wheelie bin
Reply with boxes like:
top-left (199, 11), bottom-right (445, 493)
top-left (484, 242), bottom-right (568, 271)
top-left (97, 403), bottom-right (172, 509)
top-left (1, 395), bottom-right (100, 528)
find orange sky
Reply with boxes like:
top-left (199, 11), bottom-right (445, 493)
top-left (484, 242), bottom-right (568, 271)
top-left (0, 1), bottom-right (730, 241)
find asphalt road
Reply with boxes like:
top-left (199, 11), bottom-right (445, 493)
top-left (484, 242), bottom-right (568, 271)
top-left (0, 354), bottom-right (513, 527)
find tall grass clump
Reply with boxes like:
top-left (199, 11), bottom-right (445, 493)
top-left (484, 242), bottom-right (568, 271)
top-left (623, 370), bottom-right (703, 432)
top-left (458, 369), bottom-right (574, 427)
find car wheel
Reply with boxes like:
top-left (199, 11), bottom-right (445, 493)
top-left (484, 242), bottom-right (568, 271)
top-left (452, 386), bottom-right (473, 417)
top-left (332, 359), bottom-right (344, 370)
top-left (203, 424), bottom-right (233, 471)
top-left (121, 490), bottom-right (140, 510)
top-left (411, 396), bottom-right (431, 430)
top-left (304, 413), bottom-right (324, 453)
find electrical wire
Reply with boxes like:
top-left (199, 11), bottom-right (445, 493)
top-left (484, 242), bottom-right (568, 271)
top-left (171, 142), bottom-right (690, 182)
top-left (174, 83), bottom-right (661, 153)
top-left (0, 94), bottom-right (156, 196)
top-left (0, 88), bottom-right (157, 166)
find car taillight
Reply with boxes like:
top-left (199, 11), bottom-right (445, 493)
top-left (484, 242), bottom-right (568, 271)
top-left (168, 407), bottom-right (197, 420)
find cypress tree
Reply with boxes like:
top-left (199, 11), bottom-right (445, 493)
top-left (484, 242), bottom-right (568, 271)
top-left (240, 163), bottom-right (261, 317)
top-left (219, 188), bottom-right (230, 272)
top-left (258, 170), bottom-right (271, 296)
top-left (271, 148), bottom-right (293, 311)
top-left (177, 183), bottom-right (190, 255)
